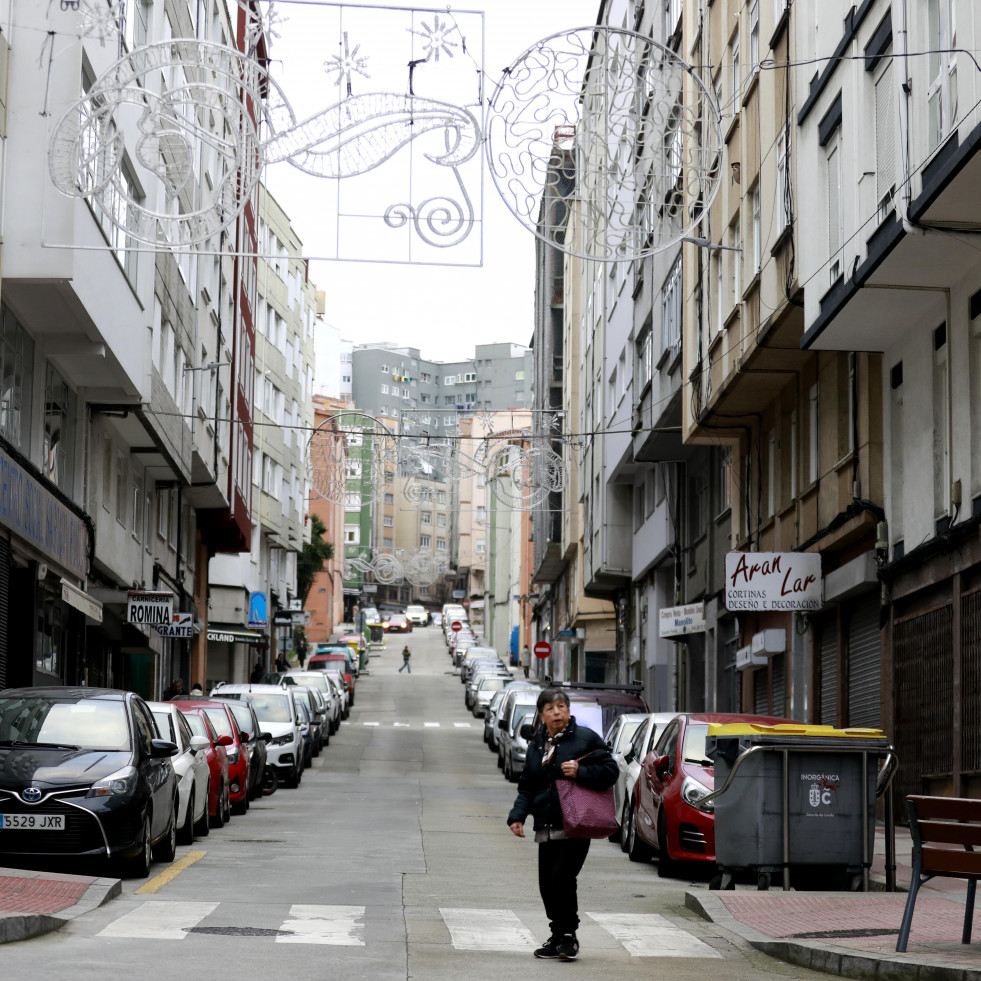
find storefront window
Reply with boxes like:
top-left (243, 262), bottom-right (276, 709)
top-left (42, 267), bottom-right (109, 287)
top-left (0, 305), bottom-right (34, 453)
top-left (43, 363), bottom-right (77, 496)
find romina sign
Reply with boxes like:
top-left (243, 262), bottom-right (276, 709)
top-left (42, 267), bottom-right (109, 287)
top-left (725, 552), bottom-right (822, 611)
top-left (126, 591), bottom-right (174, 625)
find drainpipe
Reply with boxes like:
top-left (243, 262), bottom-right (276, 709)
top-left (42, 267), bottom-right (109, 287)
top-left (895, 0), bottom-right (917, 236)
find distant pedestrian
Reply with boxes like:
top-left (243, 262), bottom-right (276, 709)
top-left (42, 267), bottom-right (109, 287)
top-left (398, 645), bottom-right (411, 673)
top-left (507, 688), bottom-right (618, 961)
top-left (163, 678), bottom-right (184, 700)
top-left (297, 640), bottom-right (308, 669)
top-left (275, 653), bottom-right (288, 673)
top-left (521, 644), bottom-right (532, 679)
top-left (189, 683), bottom-right (204, 697)
top-left (250, 659), bottom-right (265, 683)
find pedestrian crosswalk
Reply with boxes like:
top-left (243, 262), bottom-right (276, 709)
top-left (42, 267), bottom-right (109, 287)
top-left (93, 902), bottom-right (721, 956)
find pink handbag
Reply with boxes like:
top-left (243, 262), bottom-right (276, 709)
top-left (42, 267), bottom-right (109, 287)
top-left (556, 752), bottom-right (619, 839)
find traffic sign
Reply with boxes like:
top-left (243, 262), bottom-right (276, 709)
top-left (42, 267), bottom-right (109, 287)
top-left (462, 599), bottom-right (470, 607)
top-left (451, 620), bottom-right (463, 633)
top-left (533, 641), bottom-right (551, 659)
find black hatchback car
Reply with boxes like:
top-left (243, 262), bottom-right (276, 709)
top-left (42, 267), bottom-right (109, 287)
top-left (0, 687), bottom-right (178, 877)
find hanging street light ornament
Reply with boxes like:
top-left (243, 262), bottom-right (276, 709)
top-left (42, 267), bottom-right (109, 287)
top-left (408, 13), bottom-right (460, 63)
top-left (485, 26), bottom-right (723, 262)
top-left (308, 411), bottom-right (397, 509)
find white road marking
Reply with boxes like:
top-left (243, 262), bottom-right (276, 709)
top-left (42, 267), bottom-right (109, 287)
top-left (394, 722), bottom-right (410, 727)
top-left (276, 904), bottom-right (366, 946)
top-left (424, 722), bottom-right (440, 727)
top-left (439, 907), bottom-right (536, 950)
top-left (97, 901), bottom-right (219, 940)
top-left (363, 722), bottom-right (380, 726)
top-left (586, 912), bottom-right (723, 958)
top-left (453, 722), bottom-right (471, 728)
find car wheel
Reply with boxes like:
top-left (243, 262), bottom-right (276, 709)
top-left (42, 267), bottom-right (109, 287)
top-left (232, 793), bottom-right (248, 816)
top-left (194, 783), bottom-right (210, 837)
top-left (210, 782), bottom-right (226, 828)
top-left (153, 800), bottom-right (178, 863)
top-left (656, 813), bottom-right (679, 878)
top-left (262, 767), bottom-right (279, 796)
top-left (126, 812), bottom-right (153, 878)
top-left (222, 783), bottom-right (232, 823)
top-left (619, 800), bottom-right (631, 854)
top-left (177, 791), bottom-right (195, 846)
top-left (627, 805), bottom-right (654, 863)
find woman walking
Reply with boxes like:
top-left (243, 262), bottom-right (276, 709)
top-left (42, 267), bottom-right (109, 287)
top-left (507, 688), bottom-right (618, 960)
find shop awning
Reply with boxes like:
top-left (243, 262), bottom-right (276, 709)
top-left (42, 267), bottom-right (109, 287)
top-left (60, 579), bottom-right (103, 623)
top-left (206, 627), bottom-right (265, 646)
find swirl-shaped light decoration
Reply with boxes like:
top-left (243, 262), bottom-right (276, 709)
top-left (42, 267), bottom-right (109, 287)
top-left (308, 411), bottom-right (397, 509)
top-left (485, 26), bottom-right (722, 261)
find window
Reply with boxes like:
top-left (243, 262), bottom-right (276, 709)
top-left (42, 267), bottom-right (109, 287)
top-left (437, 513), bottom-right (446, 527)
top-left (752, 184), bottom-right (761, 274)
top-left (345, 526), bottom-right (360, 544)
top-left (515, 370), bottom-right (525, 381)
top-left (131, 477), bottom-right (143, 534)
top-left (634, 483), bottom-right (645, 531)
top-left (750, 0), bottom-right (760, 74)
top-left (43, 364), bottom-right (77, 495)
top-left (463, 372), bottom-right (476, 383)
top-left (476, 505), bottom-right (486, 523)
top-left (115, 451), bottom-right (127, 526)
top-left (715, 252), bottom-right (724, 331)
top-left (776, 125), bottom-right (790, 234)
top-left (444, 375), bottom-right (455, 385)
top-left (827, 136), bottom-right (842, 284)
top-left (157, 487), bottom-right (170, 540)
top-left (928, 0), bottom-right (957, 150)
top-left (383, 536), bottom-right (393, 547)
top-left (875, 59), bottom-right (897, 220)
top-left (719, 446), bottom-right (733, 513)
top-left (807, 384), bottom-right (819, 485)
top-left (730, 218), bottom-right (741, 305)
top-left (420, 534), bottom-right (431, 548)
top-left (436, 538), bottom-right (447, 551)
top-left (383, 515), bottom-right (393, 527)
top-left (664, 0), bottom-right (682, 41)
top-left (933, 326), bottom-right (950, 518)
top-left (0, 305), bottom-right (34, 452)
top-left (437, 491), bottom-right (447, 504)
top-left (380, 384), bottom-right (389, 394)
top-left (380, 364), bottom-right (390, 373)
top-left (421, 512), bottom-right (431, 524)
top-left (636, 326), bottom-right (652, 390)
top-left (731, 34), bottom-right (741, 113)
top-left (662, 256), bottom-right (682, 354)
top-left (475, 540), bottom-right (486, 554)
top-left (384, 492), bottom-right (394, 504)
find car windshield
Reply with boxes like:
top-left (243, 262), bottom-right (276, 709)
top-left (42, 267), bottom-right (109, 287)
top-left (221, 692), bottom-right (292, 723)
top-left (0, 695), bottom-right (131, 751)
top-left (477, 677), bottom-right (508, 692)
top-left (203, 708), bottom-right (233, 739)
top-left (682, 724), bottom-right (713, 766)
top-left (614, 719), bottom-right (643, 753)
top-left (227, 703), bottom-right (255, 735)
top-left (285, 674), bottom-right (328, 693)
top-left (182, 713), bottom-right (210, 741)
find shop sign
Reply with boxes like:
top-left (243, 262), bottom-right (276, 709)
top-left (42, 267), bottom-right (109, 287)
top-left (248, 591), bottom-right (267, 628)
top-left (0, 449), bottom-right (89, 579)
top-left (725, 552), bottom-right (822, 611)
top-left (206, 629), bottom-right (263, 645)
top-left (659, 602), bottom-right (705, 638)
top-left (155, 613), bottom-right (193, 638)
top-left (127, 590), bottom-right (173, 625)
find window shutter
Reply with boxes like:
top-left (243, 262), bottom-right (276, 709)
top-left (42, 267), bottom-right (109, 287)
top-left (875, 62), bottom-right (896, 208)
top-left (827, 143), bottom-right (841, 258)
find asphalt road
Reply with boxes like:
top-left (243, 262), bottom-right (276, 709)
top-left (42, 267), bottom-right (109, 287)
top-left (0, 627), bottom-right (829, 979)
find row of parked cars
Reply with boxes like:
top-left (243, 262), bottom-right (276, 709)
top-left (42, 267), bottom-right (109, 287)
top-left (0, 640), bottom-right (363, 879)
top-left (450, 621), bottom-right (798, 881)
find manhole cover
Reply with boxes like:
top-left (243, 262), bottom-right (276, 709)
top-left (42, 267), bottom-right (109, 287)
top-left (186, 927), bottom-right (295, 937)
top-left (787, 928), bottom-right (900, 940)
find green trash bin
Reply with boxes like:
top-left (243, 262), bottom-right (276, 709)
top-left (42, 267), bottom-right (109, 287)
top-left (705, 723), bottom-right (895, 891)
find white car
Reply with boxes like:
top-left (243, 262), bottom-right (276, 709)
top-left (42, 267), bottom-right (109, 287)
top-left (149, 701), bottom-right (211, 843)
top-left (613, 712), bottom-right (677, 850)
top-left (210, 684), bottom-right (304, 788)
top-left (282, 670), bottom-right (340, 735)
top-left (323, 669), bottom-right (350, 719)
top-left (406, 604), bottom-right (428, 626)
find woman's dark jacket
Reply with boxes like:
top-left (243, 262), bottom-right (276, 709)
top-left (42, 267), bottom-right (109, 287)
top-left (506, 716), bottom-right (618, 833)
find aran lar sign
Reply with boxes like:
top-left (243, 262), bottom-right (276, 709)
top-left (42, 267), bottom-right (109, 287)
top-left (725, 552), bottom-right (822, 611)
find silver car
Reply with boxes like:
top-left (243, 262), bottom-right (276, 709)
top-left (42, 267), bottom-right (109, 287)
top-left (472, 675), bottom-right (514, 718)
top-left (615, 712), bottom-right (677, 851)
top-left (497, 688), bottom-right (541, 771)
top-left (503, 706), bottom-right (537, 783)
top-left (467, 669), bottom-right (511, 712)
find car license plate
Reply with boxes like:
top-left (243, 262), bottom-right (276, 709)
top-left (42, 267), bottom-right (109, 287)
top-left (0, 813), bottom-right (65, 830)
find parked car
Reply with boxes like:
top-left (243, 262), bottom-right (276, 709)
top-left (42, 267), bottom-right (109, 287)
top-left (0, 687), bottom-right (178, 877)
top-left (292, 686), bottom-right (325, 756)
top-left (216, 698), bottom-right (270, 801)
top-left (466, 668), bottom-right (512, 711)
top-left (308, 652), bottom-right (355, 705)
top-left (194, 701), bottom-right (252, 815)
top-left (149, 700), bottom-right (211, 844)
top-left (209, 684), bottom-right (304, 788)
top-left (336, 634), bottom-right (365, 670)
top-left (294, 697), bottom-right (314, 768)
top-left (503, 705), bottom-right (538, 783)
top-left (486, 681), bottom-right (538, 750)
top-left (406, 604), bottom-right (428, 626)
top-left (384, 612), bottom-right (412, 633)
top-left (472, 675), bottom-right (516, 718)
top-left (176, 704), bottom-right (232, 828)
top-left (606, 712), bottom-right (676, 847)
top-left (323, 670), bottom-right (350, 719)
top-left (627, 712), bottom-right (795, 875)
top-left (281, 671), bottom-right (340, 736)
top-left (497, 688), bottom-right (542, 770)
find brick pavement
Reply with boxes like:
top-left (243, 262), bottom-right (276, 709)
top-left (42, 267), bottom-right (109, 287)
top-left (0, 874), bottom-right (92, 914)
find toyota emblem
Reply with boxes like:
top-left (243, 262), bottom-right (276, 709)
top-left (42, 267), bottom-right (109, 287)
top-left (21, 787), bottom-right (42, 803)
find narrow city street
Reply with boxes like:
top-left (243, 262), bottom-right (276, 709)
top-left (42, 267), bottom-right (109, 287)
top-left (0, 628), bottom-right (827, 981)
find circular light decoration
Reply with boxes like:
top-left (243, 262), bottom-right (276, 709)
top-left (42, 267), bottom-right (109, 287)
top-left (485, 27), bottom-right (722, 261)
top-left (307, 411), bottom-right (397, 508)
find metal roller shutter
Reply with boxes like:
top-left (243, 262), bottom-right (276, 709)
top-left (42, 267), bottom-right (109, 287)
top-left (753, 667), bottom-right (767, 715)
top-left (0, 538), bottom-right (8, 689)
top-left (847, 596), bottom-right (881, 728)
top-left (819, 617), bottom-right (837, 726)
top-left (771, 653), bottom-right (786, 717)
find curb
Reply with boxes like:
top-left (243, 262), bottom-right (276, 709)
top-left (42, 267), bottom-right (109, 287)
top-left (0, 875), bottom-right (121, 945)
top-left (685, 891), bottom-right (981, 981)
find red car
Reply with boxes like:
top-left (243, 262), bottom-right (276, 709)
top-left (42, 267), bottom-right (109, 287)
top-left (195, 700), bottom-right (252, 816)
top-left (383, 613), bottom-right (412, 633)
top-left (176, 705), bottom-right (232, 828)
top-left (308, 652), bottom-right (355, 705)
top-left (626, 712), bottom-right (795, 876)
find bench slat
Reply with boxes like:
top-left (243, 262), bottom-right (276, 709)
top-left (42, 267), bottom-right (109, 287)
top-left (917, 819), bottom-right (981, 847)
top-left (921, 846), bottom-right (981, 878)
top-left (909, 795), bottom-right (981, 822)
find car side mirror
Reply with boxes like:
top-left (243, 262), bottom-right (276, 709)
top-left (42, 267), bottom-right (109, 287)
top-left (261, 732), bottom-right (273, 743)
top-left (624, 748), bottom-right (635, 764)
top-left (519, 723), bottom-right (535, 740)
top-left (239, 731), bottom-right (251, 743)
top-left (217, 734), bottom-right (234, 747)
top-left (189, 735), bottom-right (210, 753)
top-left (151, 738), bottom-right (178, 758)
top-left (498, 718), bottom-right (507, 731)
top-left (653, 754), bottom-right (670, 778)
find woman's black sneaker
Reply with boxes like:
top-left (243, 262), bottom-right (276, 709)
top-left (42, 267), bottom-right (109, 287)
top-left (557, 934), bottom-right (580, 960)
top-left (534, 936), bottom-right (561, 958)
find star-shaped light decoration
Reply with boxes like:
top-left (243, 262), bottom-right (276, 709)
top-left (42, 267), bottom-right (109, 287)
top-left (78, 0), bottom-right (122, 44)
top-left (408, 13), bottom-right (459, 63)
top-left (242, 2), bottom-right (286, 53)
top-left (325, 32), bottom-right (370, 97)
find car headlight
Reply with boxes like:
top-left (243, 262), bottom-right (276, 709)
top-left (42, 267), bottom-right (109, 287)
top-left (681, 775), bottom-right (714, 812)
top-left (270, 734), bottom-right (294, 746)
top-left (87, 765), bottom-right (138, 798)
top-left (226, 749), bottom-right (239, 764)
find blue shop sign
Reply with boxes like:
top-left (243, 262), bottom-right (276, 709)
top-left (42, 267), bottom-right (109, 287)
top-left (248, 591), bottom-right (267, 628)
top-left (0, 450), bottom-right (88, 579)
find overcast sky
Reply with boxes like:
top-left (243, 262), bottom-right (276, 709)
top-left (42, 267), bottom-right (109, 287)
top-left (263, 0), bottom-right (600, 365)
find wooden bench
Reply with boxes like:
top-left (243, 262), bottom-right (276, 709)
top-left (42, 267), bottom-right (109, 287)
top-left (897, 795), bottom-right (981, 952)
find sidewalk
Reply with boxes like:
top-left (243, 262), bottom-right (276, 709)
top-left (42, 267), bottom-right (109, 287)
top-left (689, 823), bottom-right (981, 980)
top-left (0, 868), bottom-right (120, 943)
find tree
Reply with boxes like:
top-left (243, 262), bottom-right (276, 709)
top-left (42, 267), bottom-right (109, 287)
top-left (297, 514), bottom-right (335, 605)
